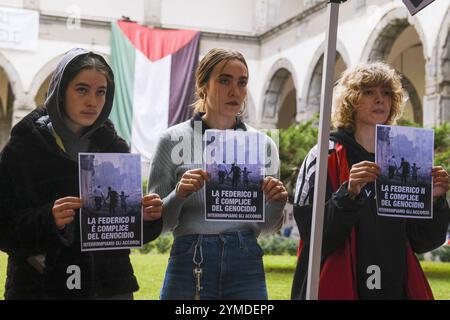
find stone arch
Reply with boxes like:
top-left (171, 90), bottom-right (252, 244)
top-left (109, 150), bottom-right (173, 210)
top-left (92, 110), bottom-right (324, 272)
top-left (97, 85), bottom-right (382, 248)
top-left (29, 50), bottom-right (111, 109)
top-left (299, 41), bottom-right (348, 122)
top-left (276, 78), bottom-right (296, 129)
top-left (260, 58), bottom-right (298, 128)
top-left (29, 54), bottom-right (64, 108)
top-left (401, 74), bottom-right (423, 124)
top-left (242, 91), bottom-right (257, 127)
top-left (0, 52), bottom-right (24, 106)
top-left (361, 6), bottom-right (428, 63)
top-left (361, 6), bottom-right (428, 126)
top-left (427, 5), bottom-right (450, 126)
top-left (0, 52), bottom-right (25, 147)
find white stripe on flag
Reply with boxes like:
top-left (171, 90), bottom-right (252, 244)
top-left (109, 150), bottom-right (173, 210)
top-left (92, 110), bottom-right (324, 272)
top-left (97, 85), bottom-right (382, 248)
top-left (131, 50), bottom-right (171, 162)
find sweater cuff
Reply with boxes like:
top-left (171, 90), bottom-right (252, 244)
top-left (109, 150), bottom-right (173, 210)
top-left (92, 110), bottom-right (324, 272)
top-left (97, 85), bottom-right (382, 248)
top-left (164, 187), bottom-right (193, 207)
top-left (266, 199), bottom-right (287, 211)
top-left (332, 182), bottom-right (365, 210)
top-left (261, 200), bottom-right (286, 235)
top-left (161, 188), bottom-right (193, 232)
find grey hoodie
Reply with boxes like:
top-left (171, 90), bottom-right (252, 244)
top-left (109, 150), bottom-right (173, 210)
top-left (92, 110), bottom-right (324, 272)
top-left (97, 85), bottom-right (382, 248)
top-left (43, 48), bottom-right (115, 161)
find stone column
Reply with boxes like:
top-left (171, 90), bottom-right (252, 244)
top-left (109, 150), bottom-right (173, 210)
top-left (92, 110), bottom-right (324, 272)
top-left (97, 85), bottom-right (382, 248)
top-left (423, 45), bottom-right (450, 127)
top-left (12, 93), bottom-right (36, 127)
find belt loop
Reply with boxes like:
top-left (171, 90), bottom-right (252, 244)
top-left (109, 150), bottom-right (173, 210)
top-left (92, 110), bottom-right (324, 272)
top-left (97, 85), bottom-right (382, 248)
top-left (237, 231), bottom-right (244, 249)
top-left (219, 233), bottom-right (226, 245)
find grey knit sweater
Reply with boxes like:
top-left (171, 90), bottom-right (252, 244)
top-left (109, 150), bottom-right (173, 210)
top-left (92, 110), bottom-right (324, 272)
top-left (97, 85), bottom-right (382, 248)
top-left (147, 116), bottom-right (286, 238)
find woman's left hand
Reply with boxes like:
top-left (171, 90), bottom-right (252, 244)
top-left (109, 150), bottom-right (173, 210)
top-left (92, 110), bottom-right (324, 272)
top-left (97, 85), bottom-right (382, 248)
top-left (432, 166), bottom-right (450, 199)
top-left (142, 193), bottom-right (163, 221)
top-left (262, 177), bottom-right (288, 203)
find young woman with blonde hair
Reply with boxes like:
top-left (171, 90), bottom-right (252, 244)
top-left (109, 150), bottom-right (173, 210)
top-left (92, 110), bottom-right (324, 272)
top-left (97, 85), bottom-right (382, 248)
top-left (148, 48), bottom-right (288, 300)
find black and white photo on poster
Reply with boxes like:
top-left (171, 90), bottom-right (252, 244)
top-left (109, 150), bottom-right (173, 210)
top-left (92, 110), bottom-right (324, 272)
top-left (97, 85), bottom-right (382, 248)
top-left (79, 153), bottom-right (142, 251)
top-left (402, 0), bottom-right (435, 16)
top-left (204, 129), bottom-right (266, 222)
top-left (375, 125), bottom-right (434, 219)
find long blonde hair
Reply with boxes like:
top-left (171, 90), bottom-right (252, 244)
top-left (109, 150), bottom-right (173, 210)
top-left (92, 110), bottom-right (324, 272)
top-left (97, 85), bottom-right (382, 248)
top-left (192, 48), bottom-right (248, 113)
top-left (332, 62), bottom-right (404, 132)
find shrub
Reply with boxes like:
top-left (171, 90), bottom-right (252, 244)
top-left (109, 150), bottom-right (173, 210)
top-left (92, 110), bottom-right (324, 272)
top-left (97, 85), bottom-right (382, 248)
top-left (258, 234), bottom-right (298, 256)
top-left (155, 233), bottom-right (173, 254)
top-left (142, 179), bottom-right (148, 194)
top-left (138, 241), bottom-right (156, 254)
top-left (431, 246), bottom-right (450, 262)
top-left (135, 233), bottom-right (173, 254)
top-left (434, 122), bottom-right (450, 170)
top-left (272, 115), bottom-right (319, 202)
top-left (284, 238), bottom-right (299, 256)
top-left (415, 253), bottom-right (425, 261)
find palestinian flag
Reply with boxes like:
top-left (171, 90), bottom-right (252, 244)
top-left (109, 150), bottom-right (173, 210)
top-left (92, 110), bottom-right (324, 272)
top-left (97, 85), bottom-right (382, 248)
top-left (110, 20), bottom-right (200, 162)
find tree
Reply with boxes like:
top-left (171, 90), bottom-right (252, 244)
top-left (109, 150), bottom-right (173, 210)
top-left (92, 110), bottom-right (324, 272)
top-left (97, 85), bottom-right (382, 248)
top-left (273, 115), bottom-right (318, 203)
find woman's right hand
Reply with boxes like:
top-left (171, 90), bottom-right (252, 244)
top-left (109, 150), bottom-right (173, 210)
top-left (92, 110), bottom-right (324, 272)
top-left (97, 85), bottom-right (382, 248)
top-left (347, 161), bottom-right (380, 197)
top-left (176, 169), bottom-right (209, 198)
top-left (52, 197), bottom-right (82, 230)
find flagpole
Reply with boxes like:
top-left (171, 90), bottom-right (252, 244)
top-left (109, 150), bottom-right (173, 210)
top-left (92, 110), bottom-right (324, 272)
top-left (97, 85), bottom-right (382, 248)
top-left (306, 0), bottom-right (346, 300)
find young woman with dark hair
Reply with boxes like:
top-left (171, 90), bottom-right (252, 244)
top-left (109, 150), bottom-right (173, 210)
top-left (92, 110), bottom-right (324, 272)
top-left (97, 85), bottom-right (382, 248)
top-left (0, 48), bottom-right (163, 300)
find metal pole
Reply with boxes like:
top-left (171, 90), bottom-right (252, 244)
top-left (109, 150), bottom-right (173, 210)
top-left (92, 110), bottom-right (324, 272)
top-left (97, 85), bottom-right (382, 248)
top-left (306, 0), bottom-right (343, 300)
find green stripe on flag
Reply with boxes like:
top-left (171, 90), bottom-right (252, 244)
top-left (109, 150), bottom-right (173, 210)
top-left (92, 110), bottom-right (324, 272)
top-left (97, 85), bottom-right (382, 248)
top-left (109, 22), bottom-right (136, 144)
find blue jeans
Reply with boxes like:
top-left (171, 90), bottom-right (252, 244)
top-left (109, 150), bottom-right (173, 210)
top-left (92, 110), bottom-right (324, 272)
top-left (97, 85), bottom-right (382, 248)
top-left (160, 231), bottom-right (267, 300)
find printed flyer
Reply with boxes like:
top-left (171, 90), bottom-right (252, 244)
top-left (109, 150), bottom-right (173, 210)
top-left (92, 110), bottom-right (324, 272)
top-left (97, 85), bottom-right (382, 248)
top-left (375, 125), bottom-right (434, 219)
top-left (203, 130), bottom-right (266, 222)
top-left (79, 153), bottom-right (142, 251)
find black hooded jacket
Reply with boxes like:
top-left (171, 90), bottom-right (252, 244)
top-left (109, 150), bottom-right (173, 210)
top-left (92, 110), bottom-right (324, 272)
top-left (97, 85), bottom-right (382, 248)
top-left (291, 129), bottom-right (450, 300)
top-left (0, 49), bottom-right (162, 299)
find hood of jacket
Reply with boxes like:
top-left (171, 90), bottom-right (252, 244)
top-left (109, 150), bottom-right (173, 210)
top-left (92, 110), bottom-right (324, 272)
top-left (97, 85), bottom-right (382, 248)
top-left (330, 129), bottom-right (374, 165)
top-left (43, 48), bottom-right (115, 161)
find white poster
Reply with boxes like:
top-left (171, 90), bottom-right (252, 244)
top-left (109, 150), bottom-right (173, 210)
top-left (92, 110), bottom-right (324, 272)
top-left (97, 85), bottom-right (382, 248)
top-left (79, 153), bottom-right (143, 251)
top-left (0, 7), bottom-right (39, 51)
top-left (203, 130), bottom-right (266, 222)
top-left (375, 125), bottom-right (434, 219)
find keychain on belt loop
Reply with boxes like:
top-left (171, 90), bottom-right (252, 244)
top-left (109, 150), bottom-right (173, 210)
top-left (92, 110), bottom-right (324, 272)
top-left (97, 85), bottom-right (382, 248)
top-left (193, 240), bottom-right (204, 300)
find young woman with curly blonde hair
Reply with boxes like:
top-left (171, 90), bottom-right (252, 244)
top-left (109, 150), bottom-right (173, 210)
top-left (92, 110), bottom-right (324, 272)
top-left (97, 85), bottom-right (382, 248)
top-left (291, 62), bottom-right (450, 300)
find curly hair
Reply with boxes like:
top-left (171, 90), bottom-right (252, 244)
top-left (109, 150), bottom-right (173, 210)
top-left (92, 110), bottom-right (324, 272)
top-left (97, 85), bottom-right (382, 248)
top-left (332, 62), bottom-right (404, 132)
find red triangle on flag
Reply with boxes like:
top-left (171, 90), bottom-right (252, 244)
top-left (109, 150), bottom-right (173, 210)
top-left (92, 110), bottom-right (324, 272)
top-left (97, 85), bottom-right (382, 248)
top-left (118, 20), bottom-right (198, 62)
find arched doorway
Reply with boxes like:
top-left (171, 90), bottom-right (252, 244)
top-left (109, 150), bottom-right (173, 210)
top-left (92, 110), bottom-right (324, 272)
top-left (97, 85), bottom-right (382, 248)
top-left (385, 26), bottom-right (424, 124)
top-left (262, 68), bottom-right (297, 129)
top-left (34, 74), bottom-right (52, 108)
top-left (242, 92), bottom-right (257, 127)
top-left (365, 11), bottom-right (425, 125)
top-left (0, 67), bottom-right (14, 148)
top-left (276, 76), bottom-right (296, 129)
top-left (427, 6), bottom-right (450, 125)
top-left (437, 28), bottom-right (450, 123)
top-left (261, 58), bottom-right (298, 129)
top-left (303, 53), bottom-right (346, 120)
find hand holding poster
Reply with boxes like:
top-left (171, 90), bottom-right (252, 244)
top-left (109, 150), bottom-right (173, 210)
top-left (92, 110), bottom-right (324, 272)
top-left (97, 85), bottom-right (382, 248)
top-left (204, 130), bottom-right (266, 222)
top-left (79, 153), bottom-right (143, 251)
top-left (375, 125), bottom-right (434, 219)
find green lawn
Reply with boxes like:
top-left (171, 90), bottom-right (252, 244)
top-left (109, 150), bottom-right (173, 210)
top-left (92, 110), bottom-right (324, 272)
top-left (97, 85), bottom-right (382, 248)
top-left (0, 251), bottom-right (449, 300)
